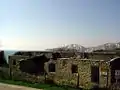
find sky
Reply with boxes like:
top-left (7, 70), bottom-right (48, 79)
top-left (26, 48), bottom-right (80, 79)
top-left (0, 0), bottom-right (120, 50)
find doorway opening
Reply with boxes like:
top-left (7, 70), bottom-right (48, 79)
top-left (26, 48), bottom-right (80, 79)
top-left (110, 57), bottom-right (120, 84)
top-left (91, 66), bottom-right (99, 84)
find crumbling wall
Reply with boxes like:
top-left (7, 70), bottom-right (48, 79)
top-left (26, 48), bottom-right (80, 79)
top-left (45, 58), bottom-right (109, 89)
top-left (99, 61), bottom-right (110, 88)
top-left (44, 59), bottom-right (75, 86)
top-left (9, 54), bottom-right (111, 89)
top-left (9, 55), bottom-right (45, 82)
top-left (8, 55), bottom-right (29, 72)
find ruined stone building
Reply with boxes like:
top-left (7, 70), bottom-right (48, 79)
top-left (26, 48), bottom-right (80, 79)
top-left (7, 51), bottom-right (120, 89)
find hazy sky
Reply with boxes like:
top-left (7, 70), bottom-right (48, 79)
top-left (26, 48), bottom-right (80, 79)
top-left (0, 0), bottom-right (120, 50)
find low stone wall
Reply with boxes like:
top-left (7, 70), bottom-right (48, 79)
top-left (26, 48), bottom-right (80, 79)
top-left (45, 58), bottom-right (110, 89)
top-left (12, 71), bottom-right (45, 83)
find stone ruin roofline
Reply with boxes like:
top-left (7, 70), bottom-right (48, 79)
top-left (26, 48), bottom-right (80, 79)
top-left (91, 52), bottom-right (116, 54)
top-left (58, 58), bottom-right (105, 62)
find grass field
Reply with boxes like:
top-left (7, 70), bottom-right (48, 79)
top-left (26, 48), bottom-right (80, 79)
top-left (0, 78), bottom-right (80, 90)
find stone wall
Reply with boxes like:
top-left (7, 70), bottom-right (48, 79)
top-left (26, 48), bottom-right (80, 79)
top-left (8, 54), bottom-right (115, 89)
top-left (9, 55), bottom-right (45, 83)
top-left (44, 58), bottom-right (110, 89)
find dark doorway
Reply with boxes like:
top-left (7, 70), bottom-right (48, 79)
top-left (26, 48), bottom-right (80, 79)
top-left (91, 66), bottom-right (99, 84)
top-left (110, 58), bottom-right (120, 84)
top-left (71, 64), bottom-right (78, 73)
top-left (13, 60), bottom-right (16, 65)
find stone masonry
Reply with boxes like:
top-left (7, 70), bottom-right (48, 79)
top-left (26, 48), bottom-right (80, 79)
top-left (7, 52), bottom-right (120, 89)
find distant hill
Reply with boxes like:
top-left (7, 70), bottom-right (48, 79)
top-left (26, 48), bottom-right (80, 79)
top-left (47, 42), bottom-right (120, 52)
top-left (47, 44), bottom-right (86, 52)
